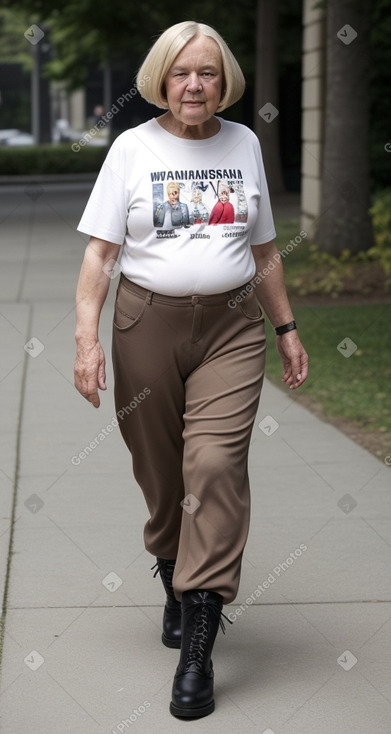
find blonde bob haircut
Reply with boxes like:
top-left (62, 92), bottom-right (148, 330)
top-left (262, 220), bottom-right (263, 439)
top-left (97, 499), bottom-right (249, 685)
top-left (136, 21), bottom-right (245, 113)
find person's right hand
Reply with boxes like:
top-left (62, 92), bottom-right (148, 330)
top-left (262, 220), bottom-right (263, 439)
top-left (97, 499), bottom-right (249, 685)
top-left (74, 339), bottom-right (107, 408)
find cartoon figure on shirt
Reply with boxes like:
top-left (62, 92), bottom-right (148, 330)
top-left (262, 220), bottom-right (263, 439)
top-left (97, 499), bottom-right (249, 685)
top-left (208, 183), bottom-right (235, 225)
top-left (154, 181), bottom-right (190, 228)
top-left (233, 182), bottom-right (248, 223)
top-left (189, 186), bottom-right (209, 225)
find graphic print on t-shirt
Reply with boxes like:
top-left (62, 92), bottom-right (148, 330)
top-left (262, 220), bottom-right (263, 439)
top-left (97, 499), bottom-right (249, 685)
top-left (151, 168), bottom-right (248, 233)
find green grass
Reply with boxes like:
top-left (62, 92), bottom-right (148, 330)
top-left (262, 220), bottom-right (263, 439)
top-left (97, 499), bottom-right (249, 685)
top-left (264, 217), bottom-right (391, 434)
top-left (265, 303), bottom-right (391, 433)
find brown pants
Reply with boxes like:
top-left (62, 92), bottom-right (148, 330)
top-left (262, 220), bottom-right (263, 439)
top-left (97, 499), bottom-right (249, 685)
top-left (111, 275), bottom-right (266, 603)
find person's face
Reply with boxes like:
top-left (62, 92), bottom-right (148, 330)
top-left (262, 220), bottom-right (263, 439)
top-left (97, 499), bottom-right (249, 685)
top-left (168, 187), bottom-right (179, 204)
top-left (164, 35), bottom-right (223, 127)
top-left (219, 189), bottom-right (229, 203)
top-left (193, 190), bottom-right (202, 203)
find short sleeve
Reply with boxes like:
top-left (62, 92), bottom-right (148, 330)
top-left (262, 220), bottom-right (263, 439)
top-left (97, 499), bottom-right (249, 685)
top-left (249, 136), bottom-right (276, 245)
top-left (77, 139), bottom-right (129, 245)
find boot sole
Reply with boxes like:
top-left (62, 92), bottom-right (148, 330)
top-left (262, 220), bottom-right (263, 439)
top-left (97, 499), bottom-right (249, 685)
top-left (161, 633), bottom-right (181, 649)
top-left (169, 699), bottom-right (215, 718)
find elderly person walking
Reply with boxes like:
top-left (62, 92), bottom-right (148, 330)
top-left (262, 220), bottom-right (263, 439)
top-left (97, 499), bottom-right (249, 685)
top-left (74, 20), bottom-right (308, 719)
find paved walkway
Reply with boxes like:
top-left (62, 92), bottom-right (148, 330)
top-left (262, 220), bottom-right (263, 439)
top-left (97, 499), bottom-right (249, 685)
top-left (0, 183), bottom-right (390, 733)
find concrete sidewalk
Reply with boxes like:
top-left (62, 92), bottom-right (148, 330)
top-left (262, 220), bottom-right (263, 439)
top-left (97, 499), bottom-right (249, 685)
top-left (1, 183), bottom-right (390, 733)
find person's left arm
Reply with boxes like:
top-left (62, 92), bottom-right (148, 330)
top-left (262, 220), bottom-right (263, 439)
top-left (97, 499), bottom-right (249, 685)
top-left (251, 240), bottom-right (308, 390)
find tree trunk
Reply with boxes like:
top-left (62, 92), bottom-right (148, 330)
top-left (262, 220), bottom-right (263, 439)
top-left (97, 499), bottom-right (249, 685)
top-left (317, 0), bottom-right (373, 254)
top-left (253, 0), bottom-right (285, 194)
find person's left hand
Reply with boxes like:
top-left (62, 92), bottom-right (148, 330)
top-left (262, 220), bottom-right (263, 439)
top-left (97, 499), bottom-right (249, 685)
top-left (276, 331), bottom-right (308, 390)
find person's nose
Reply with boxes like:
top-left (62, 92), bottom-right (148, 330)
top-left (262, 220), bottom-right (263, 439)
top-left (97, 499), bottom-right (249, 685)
top-left (186, 72), bottom-right (202, 93)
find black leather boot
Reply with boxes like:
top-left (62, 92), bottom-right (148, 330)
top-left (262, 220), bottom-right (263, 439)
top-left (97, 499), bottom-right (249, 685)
top-left (170, 589), bottom-right (223, 718)
top-left (152, 558), bottom-right (181, 648)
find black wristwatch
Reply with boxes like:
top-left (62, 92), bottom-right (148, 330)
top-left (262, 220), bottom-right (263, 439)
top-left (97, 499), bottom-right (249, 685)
top-left (275, 320), bottom-right (297, 336)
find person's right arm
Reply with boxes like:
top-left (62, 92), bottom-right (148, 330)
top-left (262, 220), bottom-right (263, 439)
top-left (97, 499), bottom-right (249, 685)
top-left (74, 237), bottom-right (120, 408)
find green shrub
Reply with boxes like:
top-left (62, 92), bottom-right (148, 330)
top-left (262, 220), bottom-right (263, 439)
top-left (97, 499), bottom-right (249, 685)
top-left (286, 189), bottom-right (391, 296)
top-left (0, 144), bottom-right (109, 175)
top-left (368, 188), bottom-right (391, 284)
top-left (289, 244), bottom-right (352, 297)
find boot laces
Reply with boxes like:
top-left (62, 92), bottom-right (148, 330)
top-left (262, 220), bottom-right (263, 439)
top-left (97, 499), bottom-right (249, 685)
top-left (151, 559), bottom-right (179, 608)
top-left (184, 604), bottom-right (209, 674)
top-left (183, 603), bottom-right (232, 673)
top-left (219, 610), bottom-right (233, 634)
top-left (151, 559), bottom-right (175, 584)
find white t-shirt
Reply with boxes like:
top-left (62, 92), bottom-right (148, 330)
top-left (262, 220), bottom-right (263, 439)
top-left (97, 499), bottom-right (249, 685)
top-left (77, 117), bottom-right (276, 295)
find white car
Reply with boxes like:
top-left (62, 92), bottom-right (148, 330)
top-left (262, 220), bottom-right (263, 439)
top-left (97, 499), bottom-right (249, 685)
top-left (0, 129), bottom-right (20, 144)
top-left (0, 130), bottom-right (34, 146)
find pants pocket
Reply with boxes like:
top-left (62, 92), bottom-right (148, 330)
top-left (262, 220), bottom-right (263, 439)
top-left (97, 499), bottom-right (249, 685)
top-left (238, 288), bottom-right (263, 320)
top-left (113, 282), bottom-right (147, 331)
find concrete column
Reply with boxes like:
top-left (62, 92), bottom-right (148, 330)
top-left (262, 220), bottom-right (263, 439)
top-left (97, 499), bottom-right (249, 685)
top-left (300, 0), bottom-right (326, 237)
top-left (69, 89), bottom-right (86, 131)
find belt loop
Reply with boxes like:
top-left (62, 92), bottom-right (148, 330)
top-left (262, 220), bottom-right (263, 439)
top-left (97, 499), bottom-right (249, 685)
top-left (192, 296), bottom-right (199, 305)
top-left (146, 290), bottom-right (153, 305)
